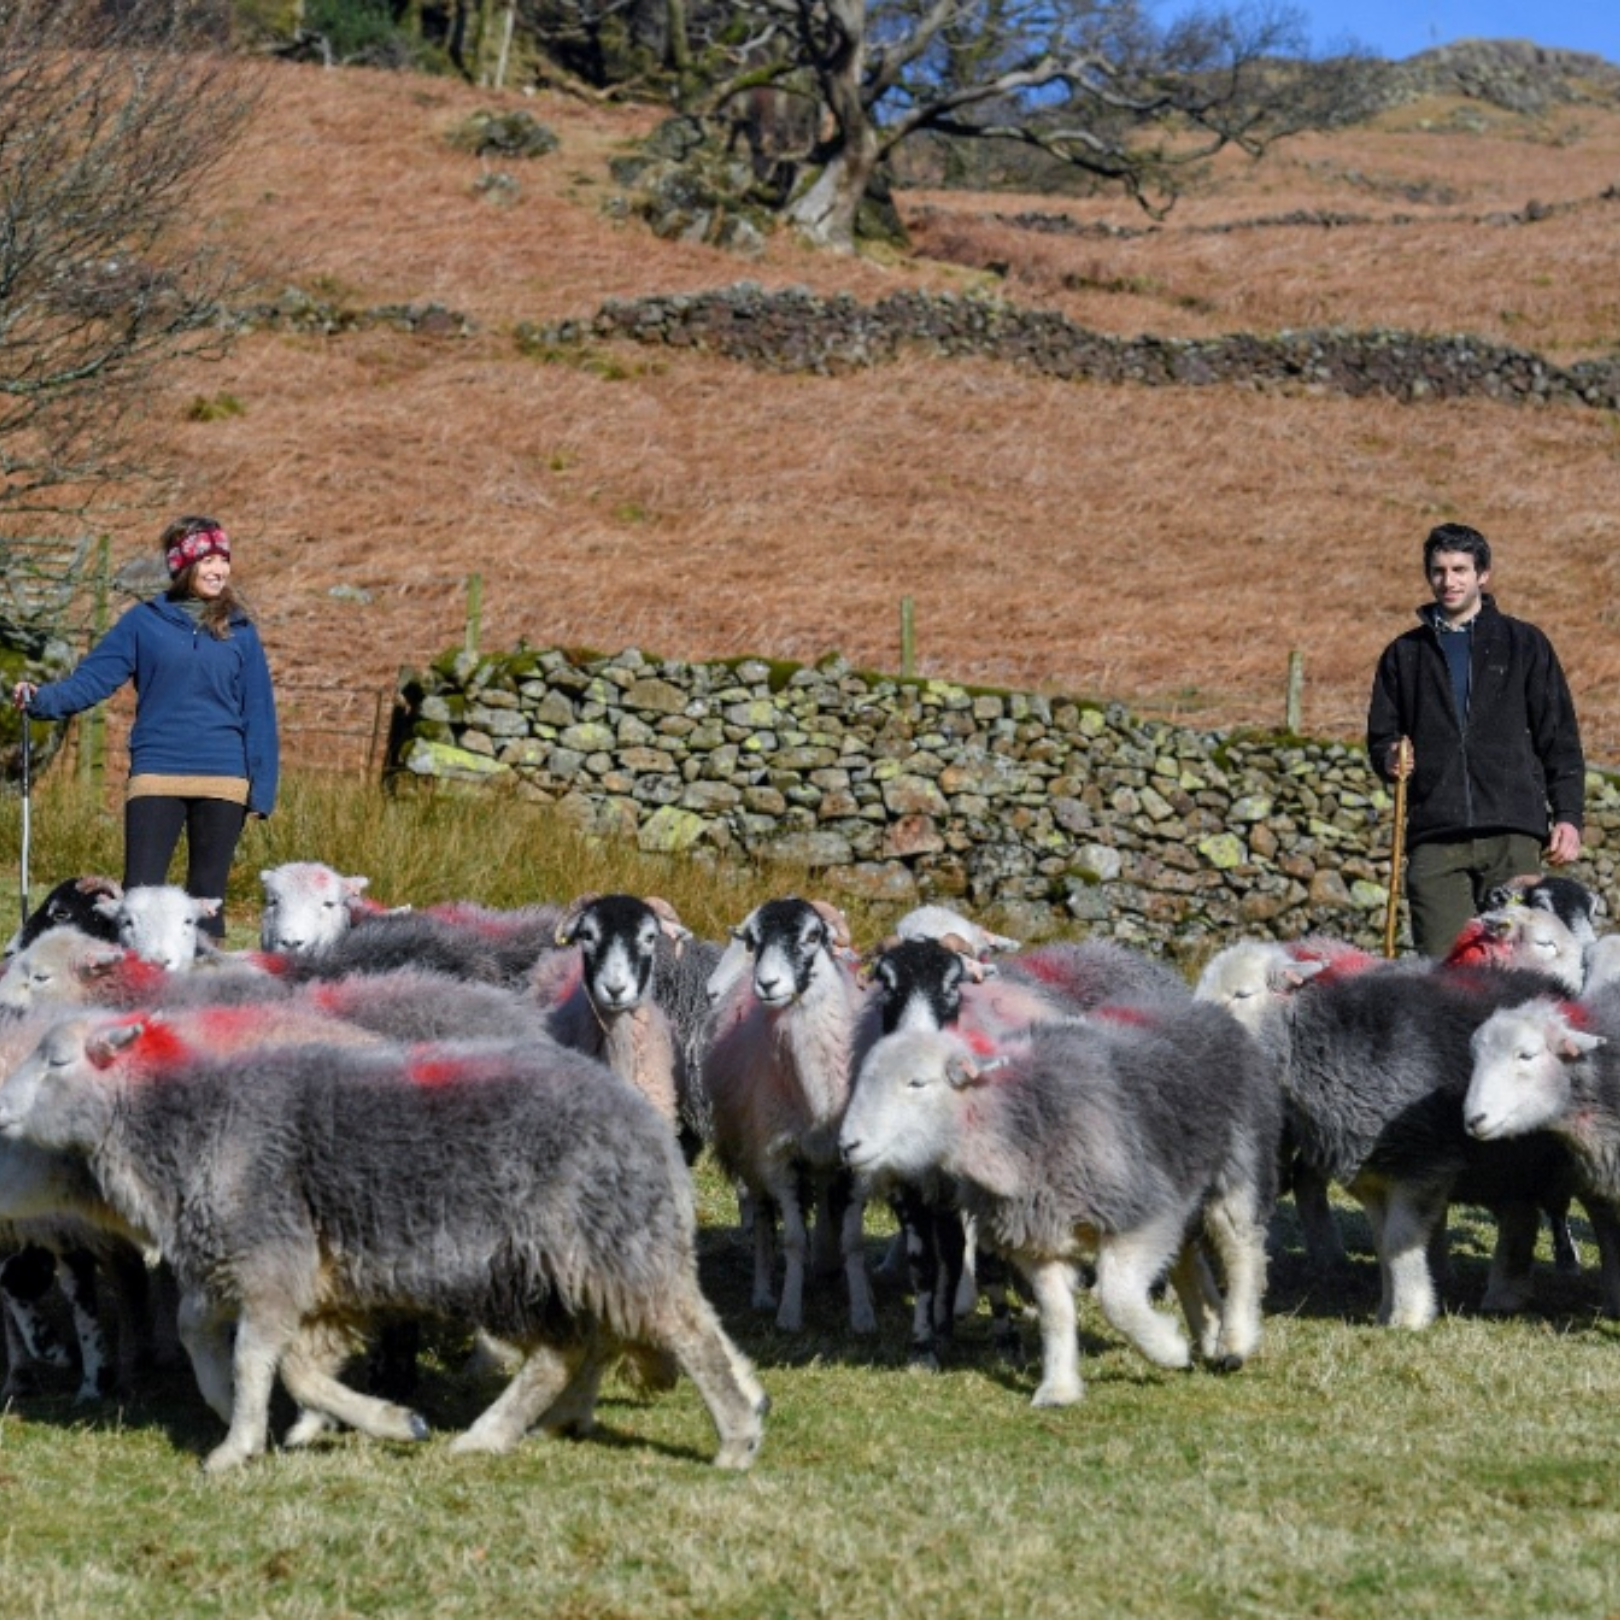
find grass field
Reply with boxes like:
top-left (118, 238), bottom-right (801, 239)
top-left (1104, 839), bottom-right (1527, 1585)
top-left (3, 778), bottom-right (1620, 1618)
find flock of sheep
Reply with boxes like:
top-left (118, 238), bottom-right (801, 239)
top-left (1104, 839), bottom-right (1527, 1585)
top-left (0, 859), bottom-right (1618, 1474)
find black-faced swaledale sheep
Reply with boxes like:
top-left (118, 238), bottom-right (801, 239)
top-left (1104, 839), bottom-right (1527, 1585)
top-left (4, 875), bottom-right (123, 959)
top-left (531, 893), bottom-right (692, 1130)
top-left (0, 1017), bottom-right (767, 1473)
top-left (840, 1002), bottom-right (1280, 1406)
top-left (702, 897), bottom-right (877, 1335)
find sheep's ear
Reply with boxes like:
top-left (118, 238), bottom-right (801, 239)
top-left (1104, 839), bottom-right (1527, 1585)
top-left (645, 897), bottom-right (692, 944)
top-left (1272, 958), bottom-right (1327, 994)
top-left (555, 894), bottom-right (598, 947)
top-left (93, 895), bottom-right (122, 921)
top-left (1555, 1027), bottom-right (1606, 1060)
top-left (78, 948), bottom-right (127, 981)
top-left (197, 898), bottom-right (223, 919)
top-left (87, 1023), bottom-right (143, 1067)
top-left (983, 928), bottom-right (1022, 954)
top-left (944, 1052), bottom-right (981, 1089)
top-left (810, 900), bottom-right (852, 949)
top-left (731, 905), bottom-right (763, 948)
top-left (343, 875), bottom-right (370, 898)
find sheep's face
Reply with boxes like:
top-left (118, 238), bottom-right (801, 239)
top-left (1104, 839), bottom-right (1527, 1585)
top-left (259, 863), bottom-right (363, 954)
top-left (0, 1016), bottom-right (118, 1150)
top-left (748, 899), bottom-right (835, 1008)
top-left (0, 929), bottom-right (119, 1013)
top-left (1193, 943), bottom-right (1293, 1031)
top-left (102, 886), bottom-right (217, 972)
top-left (1465, 1001), bottom-right (1601, 1141)
top-left (872, 940), bottom-right (966, 1035)
top-left (569, 895), bottom-right (659, 1014)
top-left (841, 1030), bottom-right (972, 1184)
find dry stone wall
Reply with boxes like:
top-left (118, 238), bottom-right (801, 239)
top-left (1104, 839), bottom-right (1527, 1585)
top-left (393, 646), bottom-right (1620, 959)
top-left (542, 284), bottom-right (1620, 409)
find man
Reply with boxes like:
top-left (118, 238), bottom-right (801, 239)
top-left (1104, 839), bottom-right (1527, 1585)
top-left (1367, 522), bottom-right (1584, 958)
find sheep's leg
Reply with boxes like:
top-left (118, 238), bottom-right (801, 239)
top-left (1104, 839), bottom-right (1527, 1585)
top-left (1166, 1242), bottom-right (1223, 1364)
top-left (977, 1248), bottom-right (1026, 1363)
top-left (451, 1344), bottom-right (576, 1455)
top-left (810, 1180), bottom-right (842, 1279)
top-left (1092, 1212), bottom-right (1193, 1370)
top-left (1373, 1183), bottom-right (1445, 1330)
top-left (176, 1288), bottom-right (236, 1425)
top-left (1291, 1160), bottom-right (1347, 1269)
top-left (835, 1177), bottom-right (876, 1335)
top-left (953, 1214), bottom-right (979, 1319)
top-left (774, 1183), bottom-right (810, 1333)
top-left (1202, 1188), bottom-right (1270, 1367)
top-left (934, 1208), bottom-right (967, 1344)
top-left (1025, 1257), bottom-right (1084, 1406)
top-left (665, 1287), bottom-right (767, 1470)
top-left (55, 1249), bottom-right (112, 1403)
top-left (895, 1188), bottom-right (941, 1366)
top-left (1584, 1198), bottom-right (1620, 1317)
top-left (0, 1246), bottom-right (72, 1395)
top-left (750, 1195), bottom-right (778, 1313)
top-left (279, 1328), bottom-right (430, 1446)
top-left (204, 1303), bottom-right (298, 1473)
top-left (1480, 1199), bottom-right (1540, 1315)
top-left (536, 1345), bottom-right (609, 1437)
top-left (1548, 1196), bottom-right (1581, 1274)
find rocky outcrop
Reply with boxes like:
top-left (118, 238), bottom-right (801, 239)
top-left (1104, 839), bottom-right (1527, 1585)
top-left (391, 644), bottom-right (1620, 958)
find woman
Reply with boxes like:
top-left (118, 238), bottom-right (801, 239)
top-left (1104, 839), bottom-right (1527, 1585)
top-left (10, 516), bottom-right (278, 940)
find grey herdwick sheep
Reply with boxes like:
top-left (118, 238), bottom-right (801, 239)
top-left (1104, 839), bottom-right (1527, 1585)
top-left (840, 1001), bottom-right (1280, 1405)
top-left (0, 1017), bottom-right (766, 1473)
top-left (1195, 941), bottom-right (1611, 1327)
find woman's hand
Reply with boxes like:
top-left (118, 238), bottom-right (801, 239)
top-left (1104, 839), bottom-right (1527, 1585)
top-left (10, 681), bottom-right (37, 712)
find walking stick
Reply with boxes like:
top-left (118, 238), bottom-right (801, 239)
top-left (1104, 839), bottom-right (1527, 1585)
top-left (1382, 744), bottom-right (1409, 960)
top-left (18, 697), bottom-right (31, 923)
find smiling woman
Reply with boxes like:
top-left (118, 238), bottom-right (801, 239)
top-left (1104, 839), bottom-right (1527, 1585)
top-left (9, 516), bottom-right (279, 942)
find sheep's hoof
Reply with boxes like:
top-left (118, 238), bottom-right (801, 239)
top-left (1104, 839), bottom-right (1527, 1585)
top-left (201, 1441), bottom-right (257, 1474)
top-left (1209, 1352), bottom-right (1245, 1374)
top-left (407, 1412), bottom-right (432, 1442)
top-left (712, 1431), bottom-right (764, 1471)
top-left (1030, 1381), bottom-right (1083, 1408)
top-left (283, 1410), bottom-right (335, 1449)
top-left (448, 1429), bottom-right (516, 1456)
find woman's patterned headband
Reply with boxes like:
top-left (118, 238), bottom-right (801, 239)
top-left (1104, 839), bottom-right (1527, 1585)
top-left (165, 526), bottom-right (231, 577)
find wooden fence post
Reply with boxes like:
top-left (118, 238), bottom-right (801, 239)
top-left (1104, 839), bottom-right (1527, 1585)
top-left (465, 572), bottom-right (483, 653)
top-left (900, 595), bottom-right (915, 678)
top-left (1284, 649), bottom-right (1304, 734)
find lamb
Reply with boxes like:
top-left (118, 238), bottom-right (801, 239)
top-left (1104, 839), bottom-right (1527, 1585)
top-left (840, 1003), bottom-right (1280, 1406)
top-left (531, 893), bottom-right (693, 1130)
top-left (702, 897), bottom-right (876, 1334)
top-left (4, 875), bottom-right (122, 959)
top-left (1194, 939), bottom-right (1608, 1327)
top-left (0, 1016), bottom-right (767, 1472)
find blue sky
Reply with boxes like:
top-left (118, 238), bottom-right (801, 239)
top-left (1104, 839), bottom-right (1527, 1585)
top-left (1281, 2), bottom-right (1620, 64)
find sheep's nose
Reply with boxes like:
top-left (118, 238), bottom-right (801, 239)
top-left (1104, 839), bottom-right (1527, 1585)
top-left (840, 1138), bottom-right (859, 1163)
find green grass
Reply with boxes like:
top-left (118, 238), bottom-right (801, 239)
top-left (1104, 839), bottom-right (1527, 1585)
top-left (4, 775), bottom-right (1620, 1617)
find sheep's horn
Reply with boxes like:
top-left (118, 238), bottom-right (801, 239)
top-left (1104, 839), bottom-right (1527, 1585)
top-left (810, 899), bottom-right (852, 950)
top-left (645, 896), bottom-right (693, 943)
top-left (555, 893), bottom-right (599, 947)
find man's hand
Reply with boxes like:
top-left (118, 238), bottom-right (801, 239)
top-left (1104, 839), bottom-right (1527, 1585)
top-left (1546, 822), bottom-right (1581, 866)
top-left (1386, 737), bottom-right (1414, 779)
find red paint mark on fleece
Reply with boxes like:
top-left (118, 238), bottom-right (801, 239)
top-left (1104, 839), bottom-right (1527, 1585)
top-left (246, 950), bottom-right (295, 978)
top-left (1442, 918), bottom-right (1508, 971)
top-left (93, 1015), bottom-right (193, 1077)
top-left (962, 1027), bottom-right (1000, 1057)
top-left (186, 1005), bottom-right (274, 1050)
top-left (1287, 941), bottom-right (1380, 983)
top-left (102, 954), bottom-right (169, 998)
top-left (1013, 948), bottom-right (1079, 988)
top-left (404, 1044), bottom-right (509, 1088)
top-left (1091, 1004), bottom-right (1155, 1027)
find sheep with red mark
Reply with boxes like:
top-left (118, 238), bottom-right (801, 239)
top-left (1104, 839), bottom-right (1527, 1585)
top-left (840, 1002), bottom-right (1280, 1406)
top-left (702, 897), bottom-right (877, 1335)
top-left (1194, 938), bottom-right (1612, 1326)
top-left (531, 893), bottom-right (693, 1131)
top-left (0, 1016), bottom-right (766, 1472)
top-left (258, 861), bottom-right (387, 954)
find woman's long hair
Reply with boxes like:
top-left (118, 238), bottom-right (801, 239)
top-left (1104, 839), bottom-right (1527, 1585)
top-left (160, 515), bottom-right (251, 639)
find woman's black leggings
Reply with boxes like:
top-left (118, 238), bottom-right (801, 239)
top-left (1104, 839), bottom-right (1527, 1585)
top-left (123, 796), bottom-right (248, 940)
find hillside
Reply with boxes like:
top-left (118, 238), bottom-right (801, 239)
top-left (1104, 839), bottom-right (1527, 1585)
top-left (120, 56), bottom-right (1620, 769)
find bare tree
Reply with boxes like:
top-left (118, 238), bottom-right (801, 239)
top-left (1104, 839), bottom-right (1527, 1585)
top-left (0, 0), bottom-right (259, 525)
top-left (695, 0), bottom-right (1377, 249)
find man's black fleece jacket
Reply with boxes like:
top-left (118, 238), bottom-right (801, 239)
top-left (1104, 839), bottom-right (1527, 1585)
top-left (1366, 595), bottom-right (1585, 849)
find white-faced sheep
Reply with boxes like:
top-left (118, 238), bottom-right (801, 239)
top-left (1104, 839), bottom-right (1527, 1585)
top-left (1194, 938), bottom-right (1609, 1327)
top-left (0, 1017), bottom-right (767, 1473)
top-left (702, 897), bottom-right (876, 1335)
top-left (259, 861), bottom-right (385, 954)
top-left (95, 885), bottom-right (220, 972)
top-left (1464, 995), bottom-right (1620, 1309)
top-left (840, 1003), bottom-right (1280, 1406)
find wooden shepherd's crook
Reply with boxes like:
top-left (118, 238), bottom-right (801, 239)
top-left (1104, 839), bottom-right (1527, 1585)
top-left (1382, 741), bottom-right (1410, 959)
